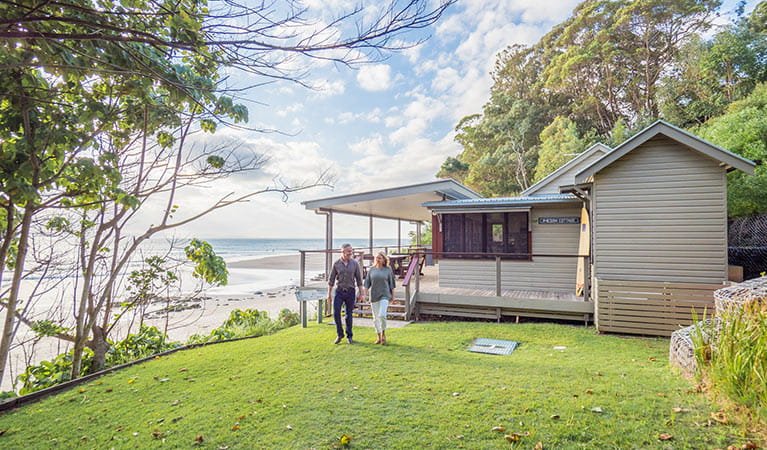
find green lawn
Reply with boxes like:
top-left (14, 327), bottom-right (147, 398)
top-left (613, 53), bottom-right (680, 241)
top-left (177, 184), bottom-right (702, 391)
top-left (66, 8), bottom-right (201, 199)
top-left (0, 322), bottom-right (756, 449)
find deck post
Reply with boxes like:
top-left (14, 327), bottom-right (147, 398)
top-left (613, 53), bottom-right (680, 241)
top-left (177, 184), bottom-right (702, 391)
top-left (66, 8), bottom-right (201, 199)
top-left (369, 215), bottom-right (373, 255)
top-left (495, 257), bottom-right (501, 296)
top-left (299, 251), bottom-right (306, 288)
top-left (414, 255), bottom-right (420, 295)
top-left (583, 256), bottom-right (591, 301)
top-left (404, 284), bottom-right (411, 320)
top-left (416, 222), bottom-right (422, 247)
top-left (325, 211), bottom-right (333, 317)
top-left (397, 219), bottom-right (401, 252)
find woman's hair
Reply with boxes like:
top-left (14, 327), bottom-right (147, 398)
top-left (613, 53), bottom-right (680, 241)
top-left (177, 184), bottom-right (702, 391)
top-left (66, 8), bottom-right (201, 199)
top-left (375, 251), bottom-right (389, 268)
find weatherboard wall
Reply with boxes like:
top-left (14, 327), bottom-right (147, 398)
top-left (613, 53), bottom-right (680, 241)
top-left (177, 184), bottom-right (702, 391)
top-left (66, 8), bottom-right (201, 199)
top-left (592, 135), bottom-right (728, 284)
top-left (438, 204), bottom-right (582, 292)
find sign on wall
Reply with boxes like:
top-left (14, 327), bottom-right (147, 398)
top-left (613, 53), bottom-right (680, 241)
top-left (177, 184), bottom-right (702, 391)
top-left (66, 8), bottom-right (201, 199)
top-left (536, 217), bottom-right (580, 225)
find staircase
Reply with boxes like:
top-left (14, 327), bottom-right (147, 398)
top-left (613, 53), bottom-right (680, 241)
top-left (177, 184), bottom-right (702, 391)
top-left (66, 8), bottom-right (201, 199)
top-left (353, 292), bottom-right (408, 320)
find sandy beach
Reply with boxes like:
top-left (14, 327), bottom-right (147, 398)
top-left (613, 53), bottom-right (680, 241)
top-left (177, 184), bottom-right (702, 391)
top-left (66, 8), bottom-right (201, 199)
top-left (228, 253), bottom-right (326, 271)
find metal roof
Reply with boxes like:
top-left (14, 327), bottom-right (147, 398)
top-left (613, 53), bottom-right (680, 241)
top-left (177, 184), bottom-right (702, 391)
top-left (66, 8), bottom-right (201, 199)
top-left (302, 179), bottom-right (483, 221)
top-left (423, 194), bottom-right (580, 210)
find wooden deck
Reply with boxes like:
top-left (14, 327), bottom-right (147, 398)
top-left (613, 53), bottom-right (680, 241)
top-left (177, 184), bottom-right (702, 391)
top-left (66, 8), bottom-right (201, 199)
top-left (412, 264), bottom-right (593, 323)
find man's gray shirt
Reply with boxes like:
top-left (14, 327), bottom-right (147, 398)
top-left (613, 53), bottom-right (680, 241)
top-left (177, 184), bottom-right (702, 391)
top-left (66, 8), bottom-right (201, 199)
top-left (328, 258), bottom-right (363, 290)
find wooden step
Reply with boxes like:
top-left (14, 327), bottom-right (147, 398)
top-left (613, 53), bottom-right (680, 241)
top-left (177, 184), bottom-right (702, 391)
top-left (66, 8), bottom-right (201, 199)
top-left (353, 309), bottom-right (407, 318)
top-left (355, 302), bottom-right (406, 310)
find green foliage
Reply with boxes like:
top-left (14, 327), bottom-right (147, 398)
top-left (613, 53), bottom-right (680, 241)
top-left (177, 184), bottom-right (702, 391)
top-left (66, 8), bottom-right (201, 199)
top-left (184, 238), bottom-right (228, 286)
top-left (206, 155), bottom-right (225, 169)
top-left (126, 256), bottom-right (179, 308)
top-left (107, 325), bottom-right (180, 366)
top-left (693, 305), bottom-right (767, 422)
top-left (17, 348), bottom-right (94, 395)
top-left (532, 116), bottom-right (584, 183)
top-left (188, 308), bottom-right (295, 343)
top-left (277, 308), bottom-right (300, 327)
top-left (408, 223), bottom-right (432, 246)
top-left (0, 323), bottom-right (756, 448)
top-left (29, 320), bottom-right (72, 338)
top-left (441, 0), bottom-right (748, 197)
top-left (694, 83), bottom-right (767, 216)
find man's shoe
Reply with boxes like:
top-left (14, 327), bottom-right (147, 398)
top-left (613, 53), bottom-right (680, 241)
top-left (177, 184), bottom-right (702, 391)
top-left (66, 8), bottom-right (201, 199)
top-left (347, 337), bottom-right (354, 344)
top-left (334, 337), bottom-right (342, 344)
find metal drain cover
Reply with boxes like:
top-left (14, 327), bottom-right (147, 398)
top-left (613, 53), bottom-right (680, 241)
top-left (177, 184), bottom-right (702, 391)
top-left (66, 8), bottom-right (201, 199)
top-left (468, 338), bottom-right (520, 355)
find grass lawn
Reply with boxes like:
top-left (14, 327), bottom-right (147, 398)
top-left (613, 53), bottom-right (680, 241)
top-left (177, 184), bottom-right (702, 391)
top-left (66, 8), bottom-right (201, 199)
top-left (0, 321), bottom-right (757, 449)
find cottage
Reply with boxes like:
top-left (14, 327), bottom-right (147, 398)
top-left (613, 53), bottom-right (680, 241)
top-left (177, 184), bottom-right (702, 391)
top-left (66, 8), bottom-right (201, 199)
top-left (303, 120), bottom-right (756, 336)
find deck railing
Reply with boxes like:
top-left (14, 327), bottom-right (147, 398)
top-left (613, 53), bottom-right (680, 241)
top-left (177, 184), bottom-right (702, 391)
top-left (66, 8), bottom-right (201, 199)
top-left (298, 249), bottom-right (591, 320)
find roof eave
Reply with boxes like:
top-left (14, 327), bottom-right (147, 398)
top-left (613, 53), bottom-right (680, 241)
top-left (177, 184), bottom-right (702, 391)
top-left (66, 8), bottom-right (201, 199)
top-left (574, 120), bottom-right (756, 183)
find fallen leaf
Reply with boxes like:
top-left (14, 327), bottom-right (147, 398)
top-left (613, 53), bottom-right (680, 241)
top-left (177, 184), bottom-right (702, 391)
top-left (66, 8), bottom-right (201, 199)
top-left (659, 433), bottom-right (673, 441)
top-left (452, 392), bottom-right (460, 396)
top-left (285, 425), bottom-right (293, 431)
top-left (648, 357), bottom-right (656, 362)
top-left (621, 373), bottom-right (627, 377)
top-left (743, 442), bottom-right (759, 449)
top-left (159, 378), bottom-right (169, 383)
top-left (590, 407), bottom-right (603, 413)
top-left (105, 389), bottom-right (112, 393)
top-left (78, 389), bottom-right (86, 393)
top-left (454, 435), bottom-right (464, 439)
top-left (595, 372), bottom-right (602, 376)
top-left (127, 378), bottom-right (136, 384)
top-left (194, 435), bottom-right (204, 446)
top-left (115, 426), bottom-right (124, 432)
top-left (585, 389), bottom-right (594, 394)
top-left (550, 414), bottom-right (560, 419)
top-left (657, 393), bottom-right (666, 397)
top-left (534, 442), bottom-right (544, 450)
top-left (178, 368), bottom-right (187, 372)
top-left (491, 426), bottom-right (506, 432)
top-left (339, 434), bottom-right (352, 445)
top-left (231, 425), bottom-right (240, 431)
top-left (172, 416), bottom-right (183, 423)
top-left (151, 429), bottom-right (163, 439)
top-left (172, 400), bottom-right (179, 406)
top-left (0, 429), bottom-right (7, 436)
top-left (711, 411), bottom-right (729, 424)
top-left (505, 433), bottom-right (523, 442)
top-left (132, 432), bottom-right (138, 437)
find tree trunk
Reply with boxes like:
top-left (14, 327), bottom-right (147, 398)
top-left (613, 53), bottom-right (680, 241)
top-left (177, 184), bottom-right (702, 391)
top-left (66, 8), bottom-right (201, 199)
top-left (88, 325), bottom-right (110, 373)
top-left (0, 205), bottom-right (33, 386)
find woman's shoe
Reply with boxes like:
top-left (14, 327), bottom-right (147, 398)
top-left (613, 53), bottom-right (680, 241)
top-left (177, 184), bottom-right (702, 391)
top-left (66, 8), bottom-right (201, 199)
top-left (374, 333), bottom-right (382, 344)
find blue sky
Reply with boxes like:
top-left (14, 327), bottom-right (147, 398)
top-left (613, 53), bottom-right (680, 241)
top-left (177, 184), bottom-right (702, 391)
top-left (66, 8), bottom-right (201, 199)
top-left (141, 0), bottom-right (756, 241)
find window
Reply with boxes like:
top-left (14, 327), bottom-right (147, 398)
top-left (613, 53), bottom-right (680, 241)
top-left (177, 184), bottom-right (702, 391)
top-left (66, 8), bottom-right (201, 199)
top-left (442, 212), bottom-right (529, 258)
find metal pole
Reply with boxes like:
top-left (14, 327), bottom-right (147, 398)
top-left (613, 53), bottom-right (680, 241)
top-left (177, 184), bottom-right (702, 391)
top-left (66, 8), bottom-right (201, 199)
top-left (416, 222), bottom-right (422, 247)
top-left (299, 251), bottom-right (306, 288)
top-left (369, 215), bottom-right (373, 255)
top-left (397, 219), bottom-right (401, 252)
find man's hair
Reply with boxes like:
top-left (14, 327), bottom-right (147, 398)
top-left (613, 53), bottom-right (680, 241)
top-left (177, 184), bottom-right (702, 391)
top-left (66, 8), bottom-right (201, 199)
top-left (341, 243), bottom-right (352, 250)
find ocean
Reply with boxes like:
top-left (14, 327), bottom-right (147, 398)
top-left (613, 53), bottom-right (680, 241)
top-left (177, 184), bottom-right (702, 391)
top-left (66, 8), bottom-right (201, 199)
top-left (193, 238), bottom-right (403, 295)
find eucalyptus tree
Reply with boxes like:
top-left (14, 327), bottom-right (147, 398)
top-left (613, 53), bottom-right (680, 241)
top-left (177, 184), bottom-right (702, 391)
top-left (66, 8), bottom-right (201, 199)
top-left (0, 0), bottom-right (455, 385)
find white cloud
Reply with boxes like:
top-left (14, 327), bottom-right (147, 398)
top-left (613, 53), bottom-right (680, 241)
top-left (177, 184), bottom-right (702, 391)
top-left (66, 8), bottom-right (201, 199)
top-left (356, 64), bottom-right (392, 91)
top-left (349, 134), bottom-right (385, 156)
top-left (277, 102), bottom-right (304, 117)
top-left (311, 79), bottom-right (346, 98)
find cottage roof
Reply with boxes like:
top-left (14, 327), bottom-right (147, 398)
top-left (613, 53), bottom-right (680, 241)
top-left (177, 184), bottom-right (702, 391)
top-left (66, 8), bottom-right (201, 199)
top-left (522, 143), bottom-right (611, 196)
top-left (302, 179), bottom-right (481, 221)
top-left (423, 193), bottom-right (580, 213)
top-left (574, 120), bottom-right (756, 184)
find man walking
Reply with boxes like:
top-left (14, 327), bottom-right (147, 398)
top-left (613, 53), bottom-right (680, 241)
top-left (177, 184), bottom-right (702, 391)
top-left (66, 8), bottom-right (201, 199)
top-left (327, 243), bottom-right (363, 344)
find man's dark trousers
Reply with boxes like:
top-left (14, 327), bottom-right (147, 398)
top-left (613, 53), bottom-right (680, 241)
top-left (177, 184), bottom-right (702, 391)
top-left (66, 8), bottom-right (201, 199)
top-left (333, 288), bottom-right (356, 339)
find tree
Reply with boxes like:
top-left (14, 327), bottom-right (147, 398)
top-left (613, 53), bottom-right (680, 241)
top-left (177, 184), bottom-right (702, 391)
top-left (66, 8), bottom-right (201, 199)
top-left (532, 116), bottom-right (584, 183)
top-left (0, 0), bottom-right (455, 386)
top-left (694, 83), bottom-right (767, 217)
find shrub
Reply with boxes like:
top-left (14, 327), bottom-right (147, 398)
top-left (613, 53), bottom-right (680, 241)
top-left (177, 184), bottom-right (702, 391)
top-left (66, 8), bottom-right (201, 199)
top-left (188, 308), bottom-right (297, 344)
top-left (106, 325), bottom-right (180, 366)
top-left (693, 301), bottom-right (767, 421)
top-left (17, 348), bottom-right (94, 395)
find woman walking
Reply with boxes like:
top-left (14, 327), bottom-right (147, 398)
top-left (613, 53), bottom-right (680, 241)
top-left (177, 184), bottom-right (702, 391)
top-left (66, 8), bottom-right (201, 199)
top-left (364, 251), bottom-right (396, 344)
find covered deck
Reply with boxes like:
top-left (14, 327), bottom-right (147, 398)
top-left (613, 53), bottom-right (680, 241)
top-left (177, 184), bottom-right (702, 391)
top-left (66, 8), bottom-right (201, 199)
top-left (300, 180), bottom-right (594, 323)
